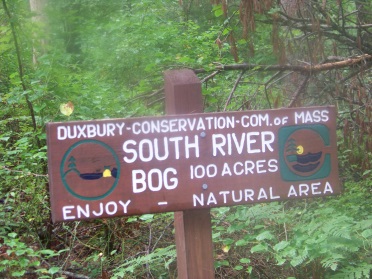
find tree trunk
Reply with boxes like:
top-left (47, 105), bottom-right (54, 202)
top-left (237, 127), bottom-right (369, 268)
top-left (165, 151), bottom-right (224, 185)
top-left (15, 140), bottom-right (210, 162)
top-left (29, 0), bottom-right (47, 64)
top-left (355, 0), bottom-right (372, 48)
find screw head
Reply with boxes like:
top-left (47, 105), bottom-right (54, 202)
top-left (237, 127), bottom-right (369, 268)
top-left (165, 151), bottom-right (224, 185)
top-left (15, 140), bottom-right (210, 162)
top-left (202, 183), bottom-right (208, 190)
top-left (200, 131), bottom-right (206, 138)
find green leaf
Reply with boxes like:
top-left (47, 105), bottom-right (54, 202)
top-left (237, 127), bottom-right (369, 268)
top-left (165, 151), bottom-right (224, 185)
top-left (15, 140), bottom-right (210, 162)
top-left (110, 249), bottom-right (117, 255)
top-left (48, 266), bottom-right (60, 274)
top-left (33, 103), bottom-right (46, 113)
top-left (11, 270), bottom-right (25, 277)
top-left (19, 257), bottom-right (30, 267)
top-left (256, 231), bottom-right (274, 241)
top-left (223, 238), bottom-right (235, 245)
top-left (212, 4), bottom-right (223, 17)
top-left (246, 266), bottom-right (253, 274)
top-left (275, 255), bottom-right (286, 266)
top-left (215, 260), bottom-right (229, 267)
top-left (15, 249), bottom-right (27, 256)
top-left (8, 232), bottom-right (17, 238)
top-left (30, 260), bottom-right (41, 267)
top-left (222, 27), bottom-right (231, 36)
top-left (239, 258), bottom-right (250, 264)
top-left (273, 241), bottom-right (289, 252)
top-left (251, 243), bottom-right (267, 253)
top-left (235, 239), bottom-right (249, 246)
top-left (290, 253), bottom-right (308, 267)
top-left (126, 216), bottom-right (137, 223)
top-left (139, 214), bottom-right (154, 221)
top-left (212, 232), bottom-right (221, 239)
top-left (234, 265), bottom-right (243, 270)
top-left (361, 229), bottom-right (372, 238)
top-left (39, 249), bottom-right (57, 256)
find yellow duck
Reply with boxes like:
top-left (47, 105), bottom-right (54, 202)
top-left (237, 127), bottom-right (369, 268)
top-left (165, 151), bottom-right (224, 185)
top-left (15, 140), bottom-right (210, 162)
top-left (103, 166), bottom-right (112, 177)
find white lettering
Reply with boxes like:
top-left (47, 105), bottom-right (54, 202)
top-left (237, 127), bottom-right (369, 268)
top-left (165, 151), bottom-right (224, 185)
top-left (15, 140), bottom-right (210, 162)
top-left (185, 135), bottom-right (199, 158)
top-left (295, 110), bottom-right (329, 124)
top-left (288, 185), bottom-right (297, 197)
top-left (57, 122), bottom-right (126, 140)
top-left (288, 181), bottom-right (334, 197)
top-left (124, 136), bottom-right (199, 163)
top-left (164, 168), bottom-right (178, 189)
top-left (212, 132), bottom-right (275, 156)
top-left (93, 203), bottom-right (104, 216)
top-left (193, 193), bottom-right (204, 206)
top-left (77, 204), bottom-right (90, 218)
top-left (132, 169), bottom-right (146, 193)
top-left (62, 205), bottom-right (75, 220)
top-left (299, 184), bottom-right (309, 196)
top-left (116, 123), bottom-right (125, 135)
top-left (324, 182), bottom-right (333, 193)
top-left (219, 191), bottom-right (230, 203)
top-left (257, 188), bottom-right (268, 200)
top-left (132, 168), bottom-right (178, 193)
top-left (221, 163), bottom-right (232, 176)
top-left (232, 190), bottom-right (243, 202)
top-left (245, 189), bottom-right (255, 201)
top-left (148, 169), bottom-right (162, 191)
top-left (62, 200), bottom-right (131, 220)
top-left (105, 201), bottom-right (117, 215)
top-left (269, 187), bottom-right (280, 199)
top-left (123, 140), bottom-right (137, 163)
top-left (57, 126), bottom-right (67, 140)
top-left (311, 182), bottom-right (321, 195)
top-left (207, 193), bottom-right (217, 205)
top-left (118, 200), bottom-right (131, 213)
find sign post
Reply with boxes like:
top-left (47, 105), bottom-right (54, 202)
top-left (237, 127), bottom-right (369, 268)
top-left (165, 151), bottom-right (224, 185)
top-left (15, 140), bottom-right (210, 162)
top-left (47, 70), bottom-right (342, 278)
top-left (164, 69), bottom-right (215, 279)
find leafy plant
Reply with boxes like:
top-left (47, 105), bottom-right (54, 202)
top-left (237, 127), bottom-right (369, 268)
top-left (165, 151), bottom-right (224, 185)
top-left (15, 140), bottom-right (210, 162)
top-left (111, 245), bottom-right (176, 279)
top-left (1, 0), bottom-right (371, 278)
top-left (0, 233), bottom-right (62, 278)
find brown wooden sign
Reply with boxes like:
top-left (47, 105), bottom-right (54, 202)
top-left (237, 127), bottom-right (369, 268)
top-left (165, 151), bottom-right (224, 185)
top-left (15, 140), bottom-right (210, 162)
top-left (47, 106), bottom-right (341, 222)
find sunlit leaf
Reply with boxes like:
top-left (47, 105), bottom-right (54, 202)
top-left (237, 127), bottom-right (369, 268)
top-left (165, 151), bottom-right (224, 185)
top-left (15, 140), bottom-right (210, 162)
top-left (60, 101), bottom-right (74, 116)
top-left (222, 245), bottom-right (230, 253)
top-left (139, 214), bottom-right (154, 221)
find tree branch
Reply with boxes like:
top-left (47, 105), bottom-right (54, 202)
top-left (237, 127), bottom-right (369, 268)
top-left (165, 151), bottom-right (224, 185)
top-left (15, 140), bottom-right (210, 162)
top-left (264, 71), bottom-right (285, 109)
top-left (201, 70), bottom-right (220, 83)
top-left (223, 70), bottom-right (245, 111)
top-left (288, 74), bottom-right (310, 108)
top-left (194, 54), bottom-right (372, 74)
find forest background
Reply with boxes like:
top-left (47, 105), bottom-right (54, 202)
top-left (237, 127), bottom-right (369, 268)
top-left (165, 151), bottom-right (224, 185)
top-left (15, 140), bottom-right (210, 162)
top-left (0, 0), bottom-right (371, 278)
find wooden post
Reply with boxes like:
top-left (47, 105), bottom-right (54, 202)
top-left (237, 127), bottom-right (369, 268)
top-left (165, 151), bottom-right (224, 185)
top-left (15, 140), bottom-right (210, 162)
top-left (164, 69), bottom-right (215, 279)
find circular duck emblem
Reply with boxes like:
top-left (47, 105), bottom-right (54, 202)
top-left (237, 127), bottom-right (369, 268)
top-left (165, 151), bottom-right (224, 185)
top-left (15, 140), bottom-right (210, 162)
top-left (284, 130), bottom-right (324, 176)
top-left (279, 124), bottom-right (331, 181)
top-left (60, 140), bottom-right (120, 200)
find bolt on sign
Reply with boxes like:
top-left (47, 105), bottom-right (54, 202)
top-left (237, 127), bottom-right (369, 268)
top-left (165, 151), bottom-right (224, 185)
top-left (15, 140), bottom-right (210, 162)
top-left (47, 106), bottom-right (341, 222)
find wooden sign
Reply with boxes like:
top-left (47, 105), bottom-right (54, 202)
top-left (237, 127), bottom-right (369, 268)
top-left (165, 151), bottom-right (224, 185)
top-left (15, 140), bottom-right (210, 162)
top-left (47, 106), bottom-right (341, 222)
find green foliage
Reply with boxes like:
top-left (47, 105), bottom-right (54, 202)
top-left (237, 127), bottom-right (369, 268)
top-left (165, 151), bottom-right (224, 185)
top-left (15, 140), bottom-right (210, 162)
top-left (1, 0), bottom-right (371, 278)
top-left (212, 178), bottom-right (372, 277)
top-left (0, 233), bottom-right (62, 278)
top-left (111, 245), bottom-right (176, 279)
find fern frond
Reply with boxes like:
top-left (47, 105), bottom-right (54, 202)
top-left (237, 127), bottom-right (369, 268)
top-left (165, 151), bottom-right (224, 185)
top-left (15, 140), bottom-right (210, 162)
top-left (328, 262), bottom-right (372, 279)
